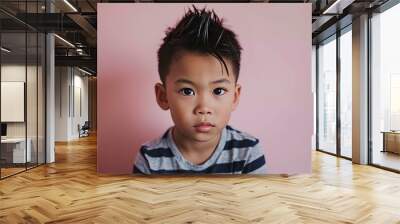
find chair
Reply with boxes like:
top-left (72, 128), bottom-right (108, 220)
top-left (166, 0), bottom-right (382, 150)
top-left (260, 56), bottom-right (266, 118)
top-left (79, 121), bottom-right (90, 138)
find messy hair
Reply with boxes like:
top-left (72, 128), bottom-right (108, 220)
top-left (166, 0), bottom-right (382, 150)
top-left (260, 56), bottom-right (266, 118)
top-left (157, 5), bottom-right (242, 84)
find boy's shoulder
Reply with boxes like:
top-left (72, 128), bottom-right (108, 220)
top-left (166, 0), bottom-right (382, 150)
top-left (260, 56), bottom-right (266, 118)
top-left (224, 125), bottom-right (266, 174)
top-left (141, 128), bottom-right (171, 151)
top-left (225, 125), bottom-right (259, 143)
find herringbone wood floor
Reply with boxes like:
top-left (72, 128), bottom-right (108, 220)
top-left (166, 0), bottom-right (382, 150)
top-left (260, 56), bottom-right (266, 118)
top-left (1, 134), bottom-right (400, 223)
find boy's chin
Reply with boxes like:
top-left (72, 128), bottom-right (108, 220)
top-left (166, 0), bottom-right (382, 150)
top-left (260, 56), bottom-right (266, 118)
top-left (190, 131), bottom-right (220, 142)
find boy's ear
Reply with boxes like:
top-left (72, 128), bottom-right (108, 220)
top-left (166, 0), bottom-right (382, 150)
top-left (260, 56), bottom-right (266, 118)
top-left (155, 83), bottom-right (169, 110)
top-left (232, 84), bottom-right (241, 111)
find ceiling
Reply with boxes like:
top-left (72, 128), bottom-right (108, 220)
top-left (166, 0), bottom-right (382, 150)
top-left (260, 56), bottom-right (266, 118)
top-left (0, 0), bottom-right (391, 75)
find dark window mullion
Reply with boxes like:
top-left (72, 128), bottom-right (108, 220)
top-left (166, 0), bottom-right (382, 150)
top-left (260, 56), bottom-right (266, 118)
top-left (36, 0), bottom-right (39, 167)
top-left (0, 23), bottom-right (2, 179)
top-left (316, 45), bottom-right (320, 150)
top-left (25, 0), bottom-right (28, 171)
top-left (337, 29), bottom-right (341, 157)
top-left (367, 11), bottom-right (373, 165)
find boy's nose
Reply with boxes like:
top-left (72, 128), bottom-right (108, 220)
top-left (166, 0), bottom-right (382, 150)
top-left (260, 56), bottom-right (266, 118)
top-left (194, 93), bottom-right (213, 115)
top-left (194, 102), bottom-right (212, 115)
top-left (196, 109), bottom-right (212, 115)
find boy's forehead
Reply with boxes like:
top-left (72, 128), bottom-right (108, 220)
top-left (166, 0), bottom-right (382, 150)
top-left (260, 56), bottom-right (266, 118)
top-left (166, 51), bottom-right (235, 84)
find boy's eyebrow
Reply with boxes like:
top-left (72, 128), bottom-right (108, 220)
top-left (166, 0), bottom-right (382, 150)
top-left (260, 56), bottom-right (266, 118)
top-left (175, 79), bottom-right (195, 85)
top-left (211, 78), bottom-right (231, 84)
top-left (174, 78), bottom-right (231, 85)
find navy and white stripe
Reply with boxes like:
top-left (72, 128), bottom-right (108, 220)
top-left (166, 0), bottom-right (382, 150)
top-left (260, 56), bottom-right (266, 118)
top-left (133, 125), bottom-right (267, 174)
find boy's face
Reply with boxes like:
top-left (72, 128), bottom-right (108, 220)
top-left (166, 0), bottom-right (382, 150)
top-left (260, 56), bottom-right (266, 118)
top-left (155, 51), bottom-right (241, 143)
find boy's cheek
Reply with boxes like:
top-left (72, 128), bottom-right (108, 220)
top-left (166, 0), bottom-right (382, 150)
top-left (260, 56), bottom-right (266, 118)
top-left (171, 105), bottom-right (191, 117)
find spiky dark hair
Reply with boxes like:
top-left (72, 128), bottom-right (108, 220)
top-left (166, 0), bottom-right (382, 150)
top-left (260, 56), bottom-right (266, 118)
top-left (157, 5), bottom-right (242, 84)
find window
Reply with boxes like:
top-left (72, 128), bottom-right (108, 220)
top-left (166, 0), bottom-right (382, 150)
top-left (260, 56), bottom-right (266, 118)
top-left (370, 2), bottom-right (400, 171)
top-left (317, 35), bottom-right (337, 154)
top-left (340, 27), bottom-right (352, 158)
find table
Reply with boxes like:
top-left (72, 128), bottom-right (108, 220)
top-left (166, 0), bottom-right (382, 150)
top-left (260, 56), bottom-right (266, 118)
top-left (1, 138), bottom-right (32, 163)
top-left (381, 131), bottom-right (400, 154)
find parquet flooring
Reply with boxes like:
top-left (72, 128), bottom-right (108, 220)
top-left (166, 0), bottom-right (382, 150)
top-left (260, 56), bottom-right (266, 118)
top-left (1, 134), bottom-right (400, 223)
top-left (1, 167), bottom-right (25, 178)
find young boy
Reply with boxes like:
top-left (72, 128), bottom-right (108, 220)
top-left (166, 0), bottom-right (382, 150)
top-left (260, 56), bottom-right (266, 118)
top-left (133, 6), bottom-right (266, 174)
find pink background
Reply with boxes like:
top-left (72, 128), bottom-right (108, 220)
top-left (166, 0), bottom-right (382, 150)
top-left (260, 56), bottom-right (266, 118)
top-left (97, 3), bottom-right (312, 174)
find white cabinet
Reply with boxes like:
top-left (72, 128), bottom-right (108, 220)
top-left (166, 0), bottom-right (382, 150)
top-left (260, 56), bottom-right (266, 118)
top-left (1, 138), bottom-right (32, 163)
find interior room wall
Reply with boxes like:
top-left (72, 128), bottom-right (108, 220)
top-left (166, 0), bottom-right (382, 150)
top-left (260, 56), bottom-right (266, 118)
top-left (72, 71), bottom-right (89, 138)
top-left (55, 66), bottom-right (89, 141)
top-left (88, 77), bottom-right (97, 131)
top-left (55, 66), bottom-right (70, 141)
top-left (1, 64), bottom-right (40, 139)
top-left (1, 63), bottom-right (45, 164)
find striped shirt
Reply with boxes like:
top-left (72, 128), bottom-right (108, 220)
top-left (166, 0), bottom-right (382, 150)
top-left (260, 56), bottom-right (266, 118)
top-left (133, 125), bottom-right (267, 174)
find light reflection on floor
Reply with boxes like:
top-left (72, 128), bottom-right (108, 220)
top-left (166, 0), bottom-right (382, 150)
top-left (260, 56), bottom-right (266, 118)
top-left (372, 150), bottom-right (400, 171)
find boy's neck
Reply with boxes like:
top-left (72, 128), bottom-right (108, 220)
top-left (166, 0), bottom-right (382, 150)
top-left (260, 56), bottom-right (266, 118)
top-left (172, 126), bottom-right (222, 165)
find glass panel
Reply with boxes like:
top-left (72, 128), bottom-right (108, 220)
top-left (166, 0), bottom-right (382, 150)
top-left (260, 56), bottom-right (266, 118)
top-left (27, 1), bottom-right (39, 170)
top-left (0, 1), bottom-right (46, 179)
top-left (1, 30), bottom-right (27, 177)
top-left (371, 4), bottom-right (400, 171)
top-left (318, 36), bottom-right (337, 154)
top-left (27, 31), bottom-right (38, 169)
top-left (38, 32), bottom-right (45, 165)
top-left (340, 28), bottom-right (352, 158)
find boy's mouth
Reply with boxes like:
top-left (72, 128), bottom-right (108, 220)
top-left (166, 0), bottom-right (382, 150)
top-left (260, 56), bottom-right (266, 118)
top-left (193, 122), bottom-right (215, 133)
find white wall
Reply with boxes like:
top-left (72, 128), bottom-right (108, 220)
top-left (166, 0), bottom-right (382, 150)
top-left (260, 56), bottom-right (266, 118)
top-left (55, 66), bottom-right (70, 141)
top-left (72, 72), bottom-right (89, 138)
top-left (1, 65), bottom-right (40, 137)
top-left (55, 67), bottom-right (89, 141)
top-left (1, 65), bottom-right (26, 132)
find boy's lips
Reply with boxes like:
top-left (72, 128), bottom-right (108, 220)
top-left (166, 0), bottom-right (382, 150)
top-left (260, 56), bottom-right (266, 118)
top-left (193, 122), bottom-right (215, 133)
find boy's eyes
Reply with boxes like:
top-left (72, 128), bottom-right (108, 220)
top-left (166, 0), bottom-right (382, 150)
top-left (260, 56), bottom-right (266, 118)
top-left (179, 88), bottom-right (195, 96)
top-left (178, 87), bottom-right (227, 96)
top-left (213, 88), bottom-right (226, 96)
